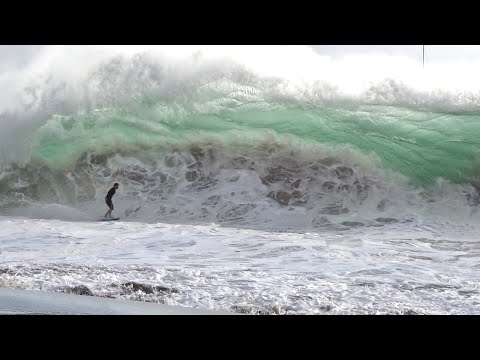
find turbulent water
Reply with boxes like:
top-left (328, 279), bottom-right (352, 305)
top-left (0, 46), bottom-right (479, 314)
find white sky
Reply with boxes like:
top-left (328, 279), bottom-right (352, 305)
top-left (310, 45), bottom-right (480, 61)
top-left (1, 45), bottom-right (480, 70)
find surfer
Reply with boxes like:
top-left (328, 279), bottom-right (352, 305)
top-left (104, 183), bottom-right (119, 218)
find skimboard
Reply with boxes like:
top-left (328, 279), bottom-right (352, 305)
top-left (99, 217), bottom-right (120, 221)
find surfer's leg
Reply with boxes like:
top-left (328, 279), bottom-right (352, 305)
top-left (105, 199), bottom-right (113, 217)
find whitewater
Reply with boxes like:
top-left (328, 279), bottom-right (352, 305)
top-left (0, 45), bottom-right (479, 314)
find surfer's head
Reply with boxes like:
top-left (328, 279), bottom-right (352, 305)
top-left (114, 183), bottom-right (119, 189)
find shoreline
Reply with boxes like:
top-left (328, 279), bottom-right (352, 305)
top-left (0, 288), bottom-right (232, 315)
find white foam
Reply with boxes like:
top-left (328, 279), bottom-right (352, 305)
top-left (4, 46), bottom-right (480, 116)
top-left (1, 216), bottom-right (479, 314)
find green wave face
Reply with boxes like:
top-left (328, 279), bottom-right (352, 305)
top-left (31, 101), bottom-right (480, 187)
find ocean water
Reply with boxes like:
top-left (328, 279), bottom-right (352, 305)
top-left (0, 46), bottom-right (479, 314)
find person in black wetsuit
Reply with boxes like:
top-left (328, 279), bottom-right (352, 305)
top-left (104, 183), bottom-right (119, 218)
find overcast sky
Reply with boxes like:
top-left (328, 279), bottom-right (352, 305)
top-left (1, 45), bottom-right (480, 71)
top-left (310, 45), bottom-right (480, 61)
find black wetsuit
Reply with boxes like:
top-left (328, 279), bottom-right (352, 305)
top-left (105, 187), bottom-right (116, 210)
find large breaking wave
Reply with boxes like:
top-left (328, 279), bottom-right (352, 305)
top-left (1, 46), bottom-right (479, 229)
